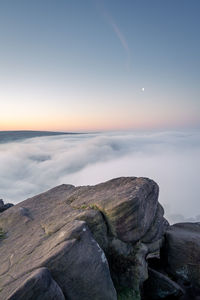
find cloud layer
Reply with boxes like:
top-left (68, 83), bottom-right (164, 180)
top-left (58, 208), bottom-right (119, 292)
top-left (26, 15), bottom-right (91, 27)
top-left (0, 130), bottom-right (199, 223)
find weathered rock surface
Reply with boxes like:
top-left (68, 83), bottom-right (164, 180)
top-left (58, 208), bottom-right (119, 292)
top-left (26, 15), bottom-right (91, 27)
top-left (8, 268), bottom-right (65, 300)
top-left (161, 222), bottom-right (200, 295)
top-left (69, 177), bottom-right (166, 243)
top-left (143, 268), bottom-right (184, 299)
top-left (0, 185), bottom-right (116, 299)
top-left (0, 177), bottom-right (174, 299)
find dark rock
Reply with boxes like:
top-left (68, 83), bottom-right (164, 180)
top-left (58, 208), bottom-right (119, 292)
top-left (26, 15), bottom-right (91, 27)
top-left (8, 267), bottom-right (65, 300)
top-left (143, 268), bottom-right (184, 299)
top-left (0, 199), bottom-right (14, 213)
top-left (141, 204), bottom-right (169, 253)
top-left (44, 221), bottom-right (117, 300)
top-left (108, 241), bottom-right (148, 298)
top-left (162, 223), bottom-right (200, 290)
top-left (0, 182), bottom-right (119, 299)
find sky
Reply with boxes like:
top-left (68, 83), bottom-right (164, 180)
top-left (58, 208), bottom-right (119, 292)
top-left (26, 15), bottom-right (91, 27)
top-left (0, 0), bottom-right (200, 131)
top-left (0, 130), bottom-right (200, 224)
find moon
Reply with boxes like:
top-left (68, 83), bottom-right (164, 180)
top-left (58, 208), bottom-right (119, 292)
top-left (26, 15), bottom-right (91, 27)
top-left (141, 87), bottom-right (145, 92)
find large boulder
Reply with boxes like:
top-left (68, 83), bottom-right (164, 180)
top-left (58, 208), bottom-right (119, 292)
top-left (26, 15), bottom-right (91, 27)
top-left (162, 223), bottom-right (200, 292)
top-left (67, 177), bottom-right (168, 295)
top-left (0, 177), bottom-right (168, 299)
top-left (0, 184), bottom-right (116, 300)
top-left (69, 177), bottom-right (168, 244)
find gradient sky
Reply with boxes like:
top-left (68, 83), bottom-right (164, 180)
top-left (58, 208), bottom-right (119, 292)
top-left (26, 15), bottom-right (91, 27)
top-left (0, 0), bottom-right (200, 131)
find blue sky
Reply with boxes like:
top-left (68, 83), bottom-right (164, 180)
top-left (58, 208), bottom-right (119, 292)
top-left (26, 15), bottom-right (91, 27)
top-left (0, 0), bottom-right (200, 131)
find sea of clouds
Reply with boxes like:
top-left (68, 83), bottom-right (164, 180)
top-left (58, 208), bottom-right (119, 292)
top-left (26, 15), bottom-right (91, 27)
top-left (0, 130), bottom-right (199, 223)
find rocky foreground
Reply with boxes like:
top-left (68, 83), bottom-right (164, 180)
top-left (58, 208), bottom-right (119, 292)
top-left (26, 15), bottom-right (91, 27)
top-left (0, 177), bottom-right (199, 300)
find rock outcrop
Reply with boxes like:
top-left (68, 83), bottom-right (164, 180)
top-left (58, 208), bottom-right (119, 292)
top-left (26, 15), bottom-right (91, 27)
top-left (0, 199), bottom-right (13, 213)
top-left (160, 222), bottom-right (200, 299)
top-left (0, 177), bottom-right (199, 300)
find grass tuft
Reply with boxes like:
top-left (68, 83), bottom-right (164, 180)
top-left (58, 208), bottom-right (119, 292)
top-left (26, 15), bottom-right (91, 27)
top-left (0, 228), bottom-right (6, 240)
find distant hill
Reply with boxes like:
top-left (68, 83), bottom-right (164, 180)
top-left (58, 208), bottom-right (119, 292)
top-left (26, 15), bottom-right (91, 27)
top-left (0, 130), bottom-right (82, 143)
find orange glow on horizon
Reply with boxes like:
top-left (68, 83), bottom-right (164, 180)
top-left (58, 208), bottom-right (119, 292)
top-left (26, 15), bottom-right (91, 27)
top-left (1, 113), bottom-right (199, 132)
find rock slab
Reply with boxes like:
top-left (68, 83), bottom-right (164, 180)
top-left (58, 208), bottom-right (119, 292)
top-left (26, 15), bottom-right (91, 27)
top-left (0, 177), bottom-right (169, 299)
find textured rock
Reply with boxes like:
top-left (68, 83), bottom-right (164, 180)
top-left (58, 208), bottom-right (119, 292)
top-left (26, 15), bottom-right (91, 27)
top-left (141, 204), bottom-right (169, 253)
top-left (143, 268), bottom-right (184, 299)
top-left (75, 208), bottom-right (108, 250)
top-left (0, 184), bottom-right (116, 299)
top-left (0, 177), bottom-right (168, 299)
top-left (108, 240), bottom-right (148, 296)
top-left (68, 177), bottom-right (168, 296)
top-left (69, 177), bottom-right (166, 243)
top-left (162, 223), bottom-right (200, 289)
top-left (44, 221), bottom-right (116, 300)
top-left (8, 268), bottom-right (65, 300)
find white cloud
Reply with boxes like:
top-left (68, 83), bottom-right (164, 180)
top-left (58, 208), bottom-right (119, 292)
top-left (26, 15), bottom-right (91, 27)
top-left (0, 130), bottom-right (199, 224)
